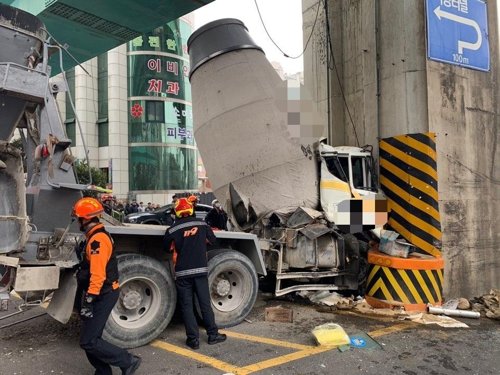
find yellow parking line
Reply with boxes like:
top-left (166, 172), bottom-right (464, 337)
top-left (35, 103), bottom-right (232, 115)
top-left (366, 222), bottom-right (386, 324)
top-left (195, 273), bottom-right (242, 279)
top-left (151, 340), bottom-right (247, 375)
top-left (368, 322), bottom-right (414, 338)
top-left (152, 322), bottom-right (415, 374)
top-left (220, 329), bottom-right (313, 350)
top-left (242, 346), bottom-right (334, 374)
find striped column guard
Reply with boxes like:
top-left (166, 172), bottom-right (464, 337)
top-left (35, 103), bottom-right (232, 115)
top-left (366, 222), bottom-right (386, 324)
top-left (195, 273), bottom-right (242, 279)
top-left (366, 250), bottom-right (444, 311)
top-left (379, 133), bottom-right (442, 257)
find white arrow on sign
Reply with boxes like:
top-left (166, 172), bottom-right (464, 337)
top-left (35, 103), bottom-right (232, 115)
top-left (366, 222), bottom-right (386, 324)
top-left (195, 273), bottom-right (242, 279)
top-left (433, 6), bottom-right (482, 54)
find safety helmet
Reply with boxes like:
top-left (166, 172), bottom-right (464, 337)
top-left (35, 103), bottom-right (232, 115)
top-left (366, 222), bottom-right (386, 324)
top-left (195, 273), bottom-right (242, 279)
top-left (187, 195), bottom-right (198, 204)
top-left (211, 199), bottom-right (219, 206)
top-left (72, 197), bottom-right (104, 220)
top-left (174, 197), bottom-right (194, 218)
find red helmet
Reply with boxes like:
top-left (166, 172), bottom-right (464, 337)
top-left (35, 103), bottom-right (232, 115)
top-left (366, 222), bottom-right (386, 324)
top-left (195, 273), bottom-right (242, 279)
top-left (187, 195), bottom-right (198, 204)
top-left (72, 197), bottom-right (104, 220)
top-left (174, 197), bottom-right (194, 218)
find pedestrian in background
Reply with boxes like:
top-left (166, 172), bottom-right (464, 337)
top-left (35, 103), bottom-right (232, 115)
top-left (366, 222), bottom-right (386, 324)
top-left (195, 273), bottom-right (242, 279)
top-left (163, 197), bottom-right (227, 350)
top-left (138, 202), bottom-right (146, 212)
top-left (72, 197), bottom-right (141, 375)
top-left (205, 199), bottom-right (228, 230)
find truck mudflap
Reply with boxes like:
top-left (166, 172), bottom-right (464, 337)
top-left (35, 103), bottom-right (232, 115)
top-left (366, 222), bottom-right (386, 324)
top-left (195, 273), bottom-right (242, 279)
top-left (46, 269), bottom-right (77, 324)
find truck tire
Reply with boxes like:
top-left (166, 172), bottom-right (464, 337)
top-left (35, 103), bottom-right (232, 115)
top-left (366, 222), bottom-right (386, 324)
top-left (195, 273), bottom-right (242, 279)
top-left (103, 254), bottom-right (176, 348)
top-left (206, 251), bottom-right (258, 328)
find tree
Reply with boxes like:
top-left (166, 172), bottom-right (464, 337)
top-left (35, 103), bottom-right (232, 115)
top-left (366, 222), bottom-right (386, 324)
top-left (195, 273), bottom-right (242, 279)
top-left (10, 137), bottom-right (26, 172)
top-left (74, 160), bottom-right (108, 197)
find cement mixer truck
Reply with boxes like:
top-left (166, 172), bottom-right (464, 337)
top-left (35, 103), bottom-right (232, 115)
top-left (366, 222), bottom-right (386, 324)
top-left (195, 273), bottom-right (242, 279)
top-left (0, 7), bottom-right (385, 349)
top-left (187, 18), bottom-right (387, 296)
top-left (0, 6), bottom-right (266, 349)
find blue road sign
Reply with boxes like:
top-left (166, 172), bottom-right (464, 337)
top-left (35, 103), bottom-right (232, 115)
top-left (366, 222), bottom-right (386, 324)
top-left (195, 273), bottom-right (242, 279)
top-left (426, 0), bottom-right (489, 71)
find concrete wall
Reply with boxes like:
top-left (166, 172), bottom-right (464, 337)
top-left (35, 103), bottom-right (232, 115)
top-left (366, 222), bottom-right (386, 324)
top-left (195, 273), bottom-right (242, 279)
top-left (303, 0), bottom-right (499, 297)
top-left (427, 3), bottom-right (500, 298)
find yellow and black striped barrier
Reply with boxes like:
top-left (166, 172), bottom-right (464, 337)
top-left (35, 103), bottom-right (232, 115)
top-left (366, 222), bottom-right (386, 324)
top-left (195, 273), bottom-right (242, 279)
top-left (366, 250), bottom-right (444, 311)
top-left (379, 133), bottom-right (442, 257)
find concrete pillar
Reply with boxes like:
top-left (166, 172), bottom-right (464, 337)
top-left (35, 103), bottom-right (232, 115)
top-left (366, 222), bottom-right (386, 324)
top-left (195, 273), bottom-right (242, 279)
top-left (107, 45), bottom-right (129, 199)
top-left (74, 59), bottom-right (98, 164)
top-left (304, 0), bottom-right (500, 297)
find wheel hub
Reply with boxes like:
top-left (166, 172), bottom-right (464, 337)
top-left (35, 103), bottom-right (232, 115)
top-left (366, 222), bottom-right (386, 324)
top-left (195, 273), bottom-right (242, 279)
top-left (214, 277), bottom-right (231, 297)
top-left (121, 289), bottom-right (142, 310)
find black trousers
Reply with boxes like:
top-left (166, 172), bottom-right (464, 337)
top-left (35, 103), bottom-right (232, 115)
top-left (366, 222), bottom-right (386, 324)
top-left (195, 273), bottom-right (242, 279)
top-left (176, 275), bottom-right (218, 340)
top-left (79, 289), bottom-right (132, 375)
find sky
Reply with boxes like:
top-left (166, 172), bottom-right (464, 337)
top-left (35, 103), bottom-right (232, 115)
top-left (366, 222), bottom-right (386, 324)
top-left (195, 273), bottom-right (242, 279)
top-left (191, 0), bottom-right (304, 74)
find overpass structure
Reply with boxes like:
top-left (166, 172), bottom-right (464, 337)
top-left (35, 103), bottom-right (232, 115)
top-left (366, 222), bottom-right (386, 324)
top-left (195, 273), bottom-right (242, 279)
top-left (0, 0), bottom-right (214, 74)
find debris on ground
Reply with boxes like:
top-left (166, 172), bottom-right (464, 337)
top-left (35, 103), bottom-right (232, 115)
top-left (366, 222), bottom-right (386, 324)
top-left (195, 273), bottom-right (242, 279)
top-left (405, 312), bottom-right (469, 328)
top-left (378, 229), bottom-right (414, 258)
top-left (427, 304), bottom-right (480, 319)
top-left (297, 289), bottom-right (498, 327)
top-left (298, 290), bottom-right (355, 309)
top-left (470, 289), bottom-right (500, 320)
top-left (353, 300), bottom-right (408, 318)
top-left (311, 323), bottom-right (350, 347)
top-left (265, 305), bottom-right (293, 323)
top-left (349, 332), bottom-right (383, 350)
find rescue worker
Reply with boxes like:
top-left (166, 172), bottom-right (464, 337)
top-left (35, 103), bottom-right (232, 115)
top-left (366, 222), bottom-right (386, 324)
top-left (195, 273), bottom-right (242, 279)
top-left (163, 197), bottom-right (227, 350)
top-left (73, 197), bottom-right (141, 375)
top-left (205, 199), bottom-right (228, 230)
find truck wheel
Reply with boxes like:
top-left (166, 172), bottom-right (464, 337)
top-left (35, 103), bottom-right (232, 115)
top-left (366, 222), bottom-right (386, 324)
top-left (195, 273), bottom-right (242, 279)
top-left (207, 251), bottom-right (258, 328)
top-left (103, 254), bottom-right (176, 348)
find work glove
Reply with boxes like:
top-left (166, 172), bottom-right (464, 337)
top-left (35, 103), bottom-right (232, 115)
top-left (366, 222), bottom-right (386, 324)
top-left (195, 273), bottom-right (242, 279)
top-left (80, 293), bottom-right (96, 319)
top-left (75, 239), bottom-right (86, 262)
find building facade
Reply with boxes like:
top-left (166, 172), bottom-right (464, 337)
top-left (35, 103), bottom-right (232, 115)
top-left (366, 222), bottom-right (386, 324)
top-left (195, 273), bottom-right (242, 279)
top-left (56, 15), bottom-right (197, 205)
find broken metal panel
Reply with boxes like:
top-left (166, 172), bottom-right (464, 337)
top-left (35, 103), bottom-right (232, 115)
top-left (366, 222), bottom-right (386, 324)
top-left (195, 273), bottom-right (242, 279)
top-left (285, 224), bottom-right (339, 269)
top-left (286, 206), bottom-right (323, 228)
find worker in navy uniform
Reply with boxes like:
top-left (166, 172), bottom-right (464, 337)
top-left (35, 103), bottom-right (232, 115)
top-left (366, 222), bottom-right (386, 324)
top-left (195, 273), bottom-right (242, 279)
top-left (73, 197), bottom-right (141, 375)
top-left (163, 197), bottom-right (227, 350)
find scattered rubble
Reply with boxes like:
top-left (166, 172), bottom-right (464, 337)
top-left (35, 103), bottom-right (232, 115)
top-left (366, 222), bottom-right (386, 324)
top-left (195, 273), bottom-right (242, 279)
top-left (297, 290), bottom-right (480, 328)
top-left (298, 290), bottom-right (355, 309)
top-left (265, 306), bottom-right (293, 323)
top-left (470, 289), bottom-right (500, 320)
top-left (405, 312), bottom-right (469, 328)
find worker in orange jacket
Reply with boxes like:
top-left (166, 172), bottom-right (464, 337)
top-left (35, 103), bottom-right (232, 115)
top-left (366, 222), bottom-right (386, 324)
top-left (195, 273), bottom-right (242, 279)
top-left (73, 197), bottom-right (141, 375)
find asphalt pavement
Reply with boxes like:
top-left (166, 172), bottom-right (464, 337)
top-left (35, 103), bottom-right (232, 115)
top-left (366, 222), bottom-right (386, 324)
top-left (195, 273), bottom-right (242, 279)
top-left (0, 293), bottom-right (498, 375)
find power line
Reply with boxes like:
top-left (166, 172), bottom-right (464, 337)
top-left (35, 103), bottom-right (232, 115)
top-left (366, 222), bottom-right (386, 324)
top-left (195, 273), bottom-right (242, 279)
top-left (253, 0), bottom-right (321, 60)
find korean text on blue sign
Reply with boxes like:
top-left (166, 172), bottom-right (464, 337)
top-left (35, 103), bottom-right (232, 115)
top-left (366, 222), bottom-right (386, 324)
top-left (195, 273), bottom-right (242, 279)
top-left (426, 0), bottom-right (489, 72)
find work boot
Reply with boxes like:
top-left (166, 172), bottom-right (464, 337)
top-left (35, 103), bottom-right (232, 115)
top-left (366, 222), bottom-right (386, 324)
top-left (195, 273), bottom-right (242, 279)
top-left (186, 338), bottom-right (200, 350)
top-left (122, 355), bottom-right (142, 375)
top-left (208, 333), bottom-right (227, 345)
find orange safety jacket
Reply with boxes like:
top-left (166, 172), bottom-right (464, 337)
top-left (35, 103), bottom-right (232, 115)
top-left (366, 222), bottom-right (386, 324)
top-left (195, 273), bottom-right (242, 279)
top-left (77, 223), bottom-right (119, 295)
